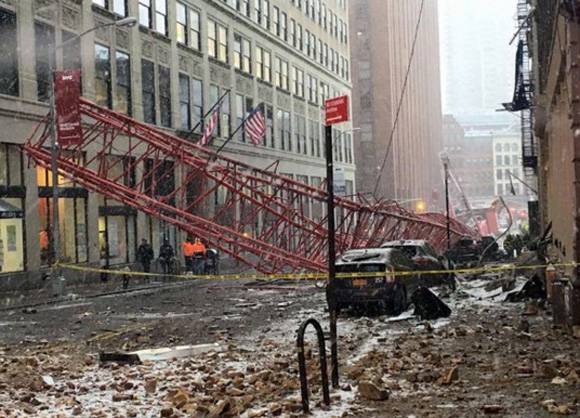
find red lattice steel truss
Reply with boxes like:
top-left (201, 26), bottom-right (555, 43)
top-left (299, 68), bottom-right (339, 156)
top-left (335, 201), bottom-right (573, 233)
top-left (24, 99), bottom-right (478, 274)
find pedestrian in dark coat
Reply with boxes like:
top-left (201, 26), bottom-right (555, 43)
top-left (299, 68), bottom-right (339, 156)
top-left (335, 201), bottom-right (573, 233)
top-left (137, 239), bottom-right (154, 273)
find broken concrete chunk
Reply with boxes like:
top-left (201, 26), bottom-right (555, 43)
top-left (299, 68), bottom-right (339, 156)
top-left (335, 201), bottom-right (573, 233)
top-left (411, 287), bottom-right (452, 320)
top-left (357, 381), bottom-right (389, 401)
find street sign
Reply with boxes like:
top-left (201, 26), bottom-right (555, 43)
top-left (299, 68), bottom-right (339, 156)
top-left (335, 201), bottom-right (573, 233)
top-left (333, 167), bottom-right (346, 196)
top-left (325, 95), bottom-right (349, 125)
top-left (54, 69), bottom-right (82, 146)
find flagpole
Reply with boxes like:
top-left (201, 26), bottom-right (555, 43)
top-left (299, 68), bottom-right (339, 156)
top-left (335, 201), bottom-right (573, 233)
top-left (185, 89), bottom-right (231, 140)
top-left (212, 103), bottom-right (263, 157)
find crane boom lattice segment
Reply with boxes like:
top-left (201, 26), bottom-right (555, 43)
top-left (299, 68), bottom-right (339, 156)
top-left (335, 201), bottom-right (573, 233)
top-left (24, 99), bottom-right (477, 273)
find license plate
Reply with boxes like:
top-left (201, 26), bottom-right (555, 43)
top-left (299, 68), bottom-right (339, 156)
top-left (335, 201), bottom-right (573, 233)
top-left (352, 279), bottom-right (368, 287)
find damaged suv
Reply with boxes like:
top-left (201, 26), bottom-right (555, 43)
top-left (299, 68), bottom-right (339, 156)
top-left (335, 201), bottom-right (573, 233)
top-left (333, 248), bottom-right (419, 315)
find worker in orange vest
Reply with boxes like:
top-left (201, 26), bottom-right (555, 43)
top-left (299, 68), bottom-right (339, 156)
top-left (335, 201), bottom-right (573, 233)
top-left (191, 238), bottom-right (206, 275)
top-left (182, 238), bottom-right (196, 272)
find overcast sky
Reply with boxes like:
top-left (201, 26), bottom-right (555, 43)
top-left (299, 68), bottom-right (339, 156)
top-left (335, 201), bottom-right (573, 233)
top-left (438, 0), bottom-right (519, 117)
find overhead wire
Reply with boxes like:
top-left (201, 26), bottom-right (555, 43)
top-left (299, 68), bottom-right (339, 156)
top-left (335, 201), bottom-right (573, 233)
top-left (372, 0), bottom-right (426, 197)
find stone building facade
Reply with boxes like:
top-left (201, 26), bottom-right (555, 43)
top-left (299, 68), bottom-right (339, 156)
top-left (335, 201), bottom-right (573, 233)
top-left (0, 0), bottom-right (354, 285)
top-left (348, 0), bottom-right (443, 210)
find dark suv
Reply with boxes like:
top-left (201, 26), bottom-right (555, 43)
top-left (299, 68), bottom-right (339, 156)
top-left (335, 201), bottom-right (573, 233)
top-left (333, 248), bottom-right (419, 315)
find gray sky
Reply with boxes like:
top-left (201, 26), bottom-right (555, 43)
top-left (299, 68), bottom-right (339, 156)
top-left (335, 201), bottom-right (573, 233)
top-left (439, 0), bottom-right (518, 117)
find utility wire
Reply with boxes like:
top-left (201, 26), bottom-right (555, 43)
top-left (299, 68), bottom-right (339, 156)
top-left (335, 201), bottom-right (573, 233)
top-left (372, 0), bottom-right (426, 197)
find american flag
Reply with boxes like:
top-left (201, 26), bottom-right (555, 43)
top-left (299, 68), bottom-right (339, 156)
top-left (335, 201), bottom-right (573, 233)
top-left (244, 103), bottom-right (266, 146)
top-left (199, 109), bottom-right (219, 146)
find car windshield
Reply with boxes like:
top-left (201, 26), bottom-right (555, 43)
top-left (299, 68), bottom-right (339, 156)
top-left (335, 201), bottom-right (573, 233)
top-left (336, 263), bottom-right (386, 273)
top-left (387, 246), bottom-right (417, 258)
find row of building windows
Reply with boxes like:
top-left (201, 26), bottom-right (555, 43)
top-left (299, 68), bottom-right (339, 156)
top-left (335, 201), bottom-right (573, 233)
top-left (0, 7), bottom-right (353, 163)
top-left (495, 155), bottom-right (520, 166)
top-left (494, 143), bottom-right (520, 153)
top-left (93, 0), bottom-right (350, 82)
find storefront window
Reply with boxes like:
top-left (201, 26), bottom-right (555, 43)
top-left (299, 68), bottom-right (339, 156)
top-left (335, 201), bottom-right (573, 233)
top-left (0, 144), bottom-right (25, 273)
top-left (0, 198), bottom-right (24, 273)
top-left (38, 197), bottom-right (88, 265)
top-left (37, 163), bottom-right (87, 266)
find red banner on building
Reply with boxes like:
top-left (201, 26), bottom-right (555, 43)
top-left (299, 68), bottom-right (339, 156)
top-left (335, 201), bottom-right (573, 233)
top-left (54, 69), bottom-right (82, 146)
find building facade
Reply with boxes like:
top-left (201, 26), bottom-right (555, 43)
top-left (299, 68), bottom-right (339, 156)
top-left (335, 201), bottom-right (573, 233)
top-left (0, 0), bottom-right (354, 284)
top-left (349, 0), bottom-right (443, 210)
top-left (492, 127), bottom-right (525, 198)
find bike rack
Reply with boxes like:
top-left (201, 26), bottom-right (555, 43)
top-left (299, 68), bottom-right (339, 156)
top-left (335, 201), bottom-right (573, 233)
top-left (296, 318), bottom-right (331, 414)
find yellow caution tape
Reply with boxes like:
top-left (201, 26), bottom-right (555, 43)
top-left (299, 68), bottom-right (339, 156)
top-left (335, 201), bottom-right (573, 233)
top-left (54, 261), bottom-right (578, 283)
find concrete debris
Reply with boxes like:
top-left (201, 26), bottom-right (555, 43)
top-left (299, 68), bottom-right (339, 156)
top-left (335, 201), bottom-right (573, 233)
top-left (100, 343), bottom-right (223, 364)
top-left (481, 405), bottom-right (504, 414)
top-left (542, 400), bottom-right (576, 415)
top-left (357, 381), bottom-right (390, 401)
top-left (505, 275), bottom-right (545, 302)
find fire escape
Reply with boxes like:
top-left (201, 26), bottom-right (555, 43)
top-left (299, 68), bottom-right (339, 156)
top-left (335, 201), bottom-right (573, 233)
top-left (518, 0), bottom-right (539, 196)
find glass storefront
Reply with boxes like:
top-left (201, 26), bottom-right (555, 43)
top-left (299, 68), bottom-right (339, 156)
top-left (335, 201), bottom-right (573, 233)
top-left (37, 165), bottom-right (88, 266)
top-left (0, 143), bottom-right (25, 273)
top-left (0, 198), bottom-right (24, 273)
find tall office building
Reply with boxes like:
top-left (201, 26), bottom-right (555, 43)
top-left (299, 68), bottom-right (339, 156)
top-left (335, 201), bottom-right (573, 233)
top-left (0, 0), bottom-right (353, 283)
top-left (349, 0), bottom-right (443, 209)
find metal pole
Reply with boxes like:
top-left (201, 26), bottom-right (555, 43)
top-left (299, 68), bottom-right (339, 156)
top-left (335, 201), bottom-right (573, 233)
top-left (324, 124), bottom-right (339, 388)
top-left (48, 43), bottom-right (62, 286)
top-left (444, 161), bottom-right (451, 252)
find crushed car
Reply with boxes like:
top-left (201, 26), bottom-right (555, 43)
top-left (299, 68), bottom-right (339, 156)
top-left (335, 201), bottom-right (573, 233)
top-left (333, 248), bottom-right (421, 315)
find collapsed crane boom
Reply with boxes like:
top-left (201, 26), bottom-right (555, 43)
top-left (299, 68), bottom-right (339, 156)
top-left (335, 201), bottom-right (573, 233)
top-left (24, 98), bottom-right (477, 273)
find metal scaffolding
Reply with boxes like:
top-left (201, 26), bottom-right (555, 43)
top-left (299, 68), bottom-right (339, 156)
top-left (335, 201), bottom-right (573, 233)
top-left (24, 98), bottom-right (477, 274)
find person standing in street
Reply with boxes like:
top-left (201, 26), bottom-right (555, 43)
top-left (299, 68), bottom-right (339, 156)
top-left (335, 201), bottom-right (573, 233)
top-left (191, 238), bottom-right (207, 275)
top-left (137, 238), bottom-right (154, 273)
top-left (182, 237), bottom-right (195, 273)
top-left (159, 239), bottom-right (174, 274)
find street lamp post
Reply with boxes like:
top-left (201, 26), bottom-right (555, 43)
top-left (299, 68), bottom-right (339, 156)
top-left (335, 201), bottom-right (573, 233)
top-left (440, 153), bottom-right (452, 252)
top-left (48, 17), bottom-right (137, 292)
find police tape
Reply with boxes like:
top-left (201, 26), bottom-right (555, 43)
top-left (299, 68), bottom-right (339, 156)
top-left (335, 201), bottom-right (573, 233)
top-left (54, 261), bottom-right (578, 283)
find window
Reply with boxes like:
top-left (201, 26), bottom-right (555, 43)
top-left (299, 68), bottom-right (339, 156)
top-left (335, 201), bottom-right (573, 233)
top-left (155, 0), bottom-right (167, 35)
top-left (308, 75), bottom-right (318, 103)
top-left (289, 19), bottom-right (295, 46)
top-left (35, 22), bottom-right (55, 103)
top-left (0, 9), bottom-right (18, 97)
top-left (292, 67), bottom-right (304, 97)
top-left (190, 9), bottom-right (201, 50)
top-left (208, 20), bottom-right (228, 63)
top-left (221, 93), bottom-right (231, 138)
top-left (159, 65), bottom-right (171, 127)
top-left (295, 115), bottom-right (306, 154)
top-left (93, 0), bottom-right (107, 6)
top-left (237, 0), bottom-right (250, 17)
top-left (272, 7), bottom-right (280, 36)
top-left (95, 43), bottom-right (112, 108)
top-left (275, 58), bottom-right (289, 91)
top-left (304, 29), bottom-right (310, 54)
top-left (310, 33), bottom-right (317, 59)
top-left (179, 74), bottom-right (191, 130)
top-left (192, 78), bottom-right (203, 133)
top-left (262, 0), bottom-right (270, 29)
top-left (504, 155), bottom-right (510, 165)
top-left (266, 105), bottom-right (274, 147)
top-left (141, 60), bottom-right (156, 124)
top-left (139, 0), bottom-right (152, 28)
top-left (277, 109), bottom-right (291, 151)
top-left (345, 133), bottom-right (353, 163)
top-left (309, 120), bottom-right (320, 157)
top-left (236, 94), bottom-right (244, 142)
top-left (234, 34), bottom-right (251, 73)
top-left (495, 155), bottom-right (502, 165)
top-left (176, 2), bottom-right (187, 44)
top-left (255, 47), bottom-right (271, 83)
top-left (113, 0), bottom-right (127, 16)
top-left (115, 51), bottom-right (131, 115)
top-left (496, 169), bottom-right (503, 180)
top-left (62, 31), bottom-right (81, 73)
top-left (280, 12), bottom-right (287, 41)
top-left (296, 24), bottom-right (303, 50)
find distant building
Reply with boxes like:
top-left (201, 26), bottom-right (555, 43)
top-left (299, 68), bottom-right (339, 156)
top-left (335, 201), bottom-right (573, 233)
top-left (492, 128), bottom-right (524, 197)
top-left (349, 0), bottom-right (443, 210)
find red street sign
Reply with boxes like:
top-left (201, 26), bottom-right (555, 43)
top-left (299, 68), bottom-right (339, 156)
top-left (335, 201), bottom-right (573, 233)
top-left (54, 69), bottom-right (82, 146)
top-left (325, 95), bottom-right (349, 125)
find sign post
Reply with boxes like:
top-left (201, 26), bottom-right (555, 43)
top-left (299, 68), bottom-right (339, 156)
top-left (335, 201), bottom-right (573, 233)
top-left (324, 95), bottom-right (349, 389)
